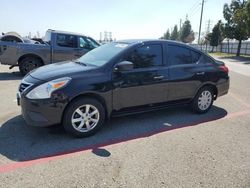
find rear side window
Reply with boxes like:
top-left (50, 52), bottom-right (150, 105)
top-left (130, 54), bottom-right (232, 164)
top-left (191, 50), bottom-right (201, 63)
top-left (201, 55), bottom-right (215, 64)
top-left (56, 34), bottom-right (77, 48)
top-left (126, 44), bottom-right (163, 68)
top-left (168, 45), bottom-right (201, 65)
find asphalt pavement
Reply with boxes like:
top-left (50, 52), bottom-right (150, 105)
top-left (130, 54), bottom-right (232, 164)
top-left (0, 56), bottom-right (249, 188)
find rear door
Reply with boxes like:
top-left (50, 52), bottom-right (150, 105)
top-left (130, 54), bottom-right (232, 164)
top-left (112, 43), bottom-right (169, 110)
top-left (52, 33), bottom-right (79, 62)
top-left (167, 44), bottom-right (205, 101)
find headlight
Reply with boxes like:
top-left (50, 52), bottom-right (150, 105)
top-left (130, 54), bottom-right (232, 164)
top-left (26, 77), bottom-right (71, 99)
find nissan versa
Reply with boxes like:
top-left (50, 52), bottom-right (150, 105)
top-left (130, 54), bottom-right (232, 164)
top-left (17, 40), bottom-right (230, 137)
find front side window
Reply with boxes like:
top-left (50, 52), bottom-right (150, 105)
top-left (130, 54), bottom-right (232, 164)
top-left (79, 37), bottom-right (89, 49)
top-left (85, 37), bottom-right (100, 48)
top-left (191, 50), bottom-right (201, 63)
top-left (79, 37), bottom-right (99, 50)
top-left (56, 34), bottom-right (77, 48)
top-left (126, 44), bottom-right (163, 68)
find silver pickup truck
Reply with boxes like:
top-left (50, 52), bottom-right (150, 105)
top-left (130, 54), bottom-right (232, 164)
top-left (0, 29), bottom-right (100, 75)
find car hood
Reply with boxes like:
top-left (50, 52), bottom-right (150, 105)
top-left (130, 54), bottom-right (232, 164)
top-left (29, 61), bottom-right (97, 81)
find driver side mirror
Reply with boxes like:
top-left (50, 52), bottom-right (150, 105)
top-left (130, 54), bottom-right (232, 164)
top-left (114, 61), bottom-right (134, 72)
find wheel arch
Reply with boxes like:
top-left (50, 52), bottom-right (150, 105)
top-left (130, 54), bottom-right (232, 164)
top-left (18, 54), bottom-right (44, 65)
top-left (62, 92), bottom-right (110, 124)
top-left (194, 83), bottom-right (218, 100)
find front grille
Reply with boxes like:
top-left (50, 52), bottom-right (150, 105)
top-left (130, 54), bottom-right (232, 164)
top-left (19, 82), bottom-right (32, 93)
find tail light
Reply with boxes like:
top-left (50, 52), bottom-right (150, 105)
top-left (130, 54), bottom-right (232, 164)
top-left (219, 65), bottom-right (229, 73)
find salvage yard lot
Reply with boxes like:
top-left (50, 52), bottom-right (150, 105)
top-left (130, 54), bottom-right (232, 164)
top-left (0, 57), bottom-right (250, 188)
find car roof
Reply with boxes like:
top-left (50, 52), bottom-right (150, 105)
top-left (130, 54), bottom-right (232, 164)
top-left (117, 39), bottom-right (201, 52)
top-left (118, 39), bottom-right (189, 45)
top-left (47, 29), bottom-right (87, 37)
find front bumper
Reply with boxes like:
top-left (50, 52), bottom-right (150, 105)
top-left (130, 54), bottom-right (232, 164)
top-left (18, 94), bottom-right (67, 127)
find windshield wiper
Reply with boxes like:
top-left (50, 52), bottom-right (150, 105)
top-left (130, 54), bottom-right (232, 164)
top-left (73, 60), bottom-right (87, 66)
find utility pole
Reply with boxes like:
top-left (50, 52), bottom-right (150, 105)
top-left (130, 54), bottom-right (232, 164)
top-left (179, 19), bottom-right (182, 31)
top-left (198, 0), bottom-right (205, 45)
top-left (205, 19), bottom-right (212, 35)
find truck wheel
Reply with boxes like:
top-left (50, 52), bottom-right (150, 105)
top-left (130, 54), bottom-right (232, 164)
top-left (191, 86), bottom-right (214, 114)
top-left (19, 57), bottom-right (43, 75)
top-left (63, 98), bottom-right (106, 137)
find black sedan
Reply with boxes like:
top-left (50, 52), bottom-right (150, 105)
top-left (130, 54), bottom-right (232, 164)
top-left (17, 40), bottom-right (229, 137)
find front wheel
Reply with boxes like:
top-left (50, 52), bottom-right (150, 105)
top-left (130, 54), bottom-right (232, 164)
top-left (63, 98), bottom-right (105, 137)
top-left (191, 87), bottom-right (214, 114)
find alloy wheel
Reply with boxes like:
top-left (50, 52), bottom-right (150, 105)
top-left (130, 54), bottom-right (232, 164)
top-left (71, 104), bottom-right (100, 132)
top-left (198, 90), bottom-right (212, 111)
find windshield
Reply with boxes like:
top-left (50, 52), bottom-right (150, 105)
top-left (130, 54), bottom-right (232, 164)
top-left (44, 31), bottom-right (51, 43)
top-left (77, 42), bottom-right (129, 66)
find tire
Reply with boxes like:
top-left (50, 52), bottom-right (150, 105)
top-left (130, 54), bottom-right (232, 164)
top-left (191, 86), bottom-right (214, 114)
top-left (19, 56), bottom-right (43, 75)
top-left (63, 98), bottom-right (105, 137)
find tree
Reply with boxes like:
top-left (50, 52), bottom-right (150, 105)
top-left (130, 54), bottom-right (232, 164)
top-left (161, 29), bottom-right (170, 40)
top-left (223, 0), bottom-right (248, 56)
top-left (246, 0), bottom-right (250, 34)
top-left (179, 20), bottom-right (195, 43)
top-left (209, 20), bottom-right (224, 52)
top-left (170, 25), bottom-right (179, 41)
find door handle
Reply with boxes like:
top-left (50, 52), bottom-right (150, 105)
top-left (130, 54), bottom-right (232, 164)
top-left (154, 75), bottom-right (164, 80)
top-left (196, 72), bottom-right (205, 75)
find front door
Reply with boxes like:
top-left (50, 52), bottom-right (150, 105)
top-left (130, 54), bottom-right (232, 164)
top-left (112, 43), bottom-right (168, 110)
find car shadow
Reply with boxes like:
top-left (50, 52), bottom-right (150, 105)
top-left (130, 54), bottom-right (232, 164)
top-left (0, 106), bottom-right (227, 161)
top-left (0, 71), bottom-right (22, 81)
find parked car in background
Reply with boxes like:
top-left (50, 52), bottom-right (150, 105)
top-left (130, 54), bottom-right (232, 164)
top-left (17, 39), bottom-right (229, 137)
top-left (1, 32), bottom-right (40, 44)
top-left (0, 29), bottom-right (100, 75)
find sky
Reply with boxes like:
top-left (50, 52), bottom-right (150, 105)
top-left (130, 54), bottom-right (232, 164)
top-left (0, 0), bottom-right (231, 40)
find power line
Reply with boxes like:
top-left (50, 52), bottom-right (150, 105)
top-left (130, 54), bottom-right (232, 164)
top-left (205, 19), bottom-right (213, 34)
top-left (180, 0), bottom-right (200, 24)
top-left (188, 0), bottom-right (201, 14)
top-left (189, 4), bottom-right (201, 18)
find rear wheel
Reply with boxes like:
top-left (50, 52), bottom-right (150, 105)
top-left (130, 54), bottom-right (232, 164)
top-left (63, 98), bottom-right (105, 137)
top-left (191, 86), bottom-right (214, 113)
top-left (19, 57), bottom-right (43, 75)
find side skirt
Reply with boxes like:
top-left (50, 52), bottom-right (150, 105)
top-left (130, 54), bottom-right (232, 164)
top-left (111, 99), bottom-right (191, 117)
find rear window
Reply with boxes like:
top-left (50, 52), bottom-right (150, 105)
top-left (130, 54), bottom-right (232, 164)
top-left (56, 34), bottom-right (77, 48)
